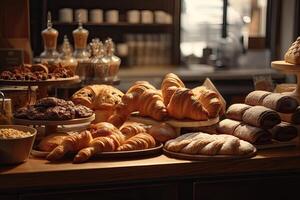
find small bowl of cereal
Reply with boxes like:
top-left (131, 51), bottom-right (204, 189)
top-left (0, 125), bottom-right (37, 164)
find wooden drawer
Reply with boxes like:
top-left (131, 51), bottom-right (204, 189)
top-left (193, 175), bottom-right (300, 200)
top-left (20, 183), bottom-right (178, 200)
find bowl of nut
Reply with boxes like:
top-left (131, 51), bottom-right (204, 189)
top-left (0, 125), bottom-right (37, 164)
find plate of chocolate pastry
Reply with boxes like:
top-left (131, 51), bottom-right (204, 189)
top-left (14, 97), bottom-right (95, 125)
top-left (0, 63), bottom-right (79, 86)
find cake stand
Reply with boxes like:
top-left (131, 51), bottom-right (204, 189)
top-left (14, 114), bottom-right (95, 135)
top-left (0, 76), bottom-right (80, 104)
top-left (271, 61), bottom-right (300, 102)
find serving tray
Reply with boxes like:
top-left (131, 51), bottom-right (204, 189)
top-left (163, 148), bottom-right (257, 161)
top-left (0, 75), bottom-right (80, 86)
top-left (31, 143), bottom-right (163, 159)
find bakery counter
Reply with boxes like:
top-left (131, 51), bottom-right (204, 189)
top-left (1, 147), bottom-right (300, 200)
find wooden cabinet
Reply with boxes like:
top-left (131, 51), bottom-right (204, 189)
top-left (20, 183), bottom-right (178, 200)
top-left (193, 175), bottom-right (300, 200)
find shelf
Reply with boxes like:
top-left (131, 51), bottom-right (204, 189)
top-left (53, 22), bottom-right (173, 27)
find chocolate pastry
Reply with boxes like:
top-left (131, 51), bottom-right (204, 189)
top-left (36, 97), bottom-right (72, 108)
top-left (14, 106), bottom-right (29, 118)
top-left (74, 105), bottom-right (93, 118)
top-left (45, 106), bottom-right (75, 120)
top-left (27, 106), bottom-right (47, 120)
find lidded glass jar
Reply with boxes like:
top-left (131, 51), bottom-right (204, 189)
top-left (59, 35), bottom-right (78, 73)
top-left (40, 12), bottom-right (60, 63)
top-left (90, 38), bottom-right (107, 82)
top-left (101, 38), bottom-right (121, 81)
top-left (73, 15), bottom-right (91, 83)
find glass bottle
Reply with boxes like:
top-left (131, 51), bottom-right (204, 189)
top-left (40, 12), bottom-right (60, 63)
top-left (102, 38), bottom-right (121, 82)
top-left (90, 38), bottom-right (107, 82)
top-left (73, 15), bottom-right (91, 83)
top-left (59, 35), bottom-right (78, 73)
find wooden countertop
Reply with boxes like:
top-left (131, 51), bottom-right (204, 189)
top-left (1, 147), bottom-right (300, 190)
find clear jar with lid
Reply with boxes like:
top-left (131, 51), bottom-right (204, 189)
top-left (90, 38), bottom-right (107, 82)
top-left (101, 38), bottom-right (121, 81)
top-left (59, 35), bottom-right (78, 73)
top-left (40, 12), bottom-right (60, 64)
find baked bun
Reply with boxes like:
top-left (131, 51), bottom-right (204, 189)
top-left (37, 132), bottom-right (69, 152)
top-left (285, 37), bottom-right (300, 64)
top-left (148, 123), bottom-right (177, 142)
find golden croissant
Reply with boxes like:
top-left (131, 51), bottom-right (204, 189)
top-left (47, 130), bottom-right (93, 161)
top-left (192, 86), bottom-right (223, 117)
top-left (117, 133), bottom-right (156, 151)
top-left (89, 122), bottom-right (121, 138)
top-left (108, 81), bottom-right (167, 127)
top-left (120, 122), bottom-right (147, 139)
top-left (161, 73), bottom-right (185, 105)
top-left (167, 87), bottom-right (209, 120)
top-left (74, 125), bottom-right (125, 163)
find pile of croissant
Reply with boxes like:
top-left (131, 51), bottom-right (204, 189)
top-left (45, 121), bottom-right (176, 163)
top-left (107, 73), bottom-right (225, 127)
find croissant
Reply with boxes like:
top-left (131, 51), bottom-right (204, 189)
top-left (74, 125), bottom-right (125, 163)
top-left (192, 86), bottom-right (223, 118)
top-left (165, 132), bottom-right (255, 156)
top-left (161, 73), bottom-right (185, 105)
top-left (89, 122), bottom-right (121, 138)
top-left (167, 87), bottom-right (208, 120)
top-left (108, 82), bottom-right (167, 127)
top-left (72, 85), bottom-right (123, 122)
top-left (120, 122), bottom-right (147, 139)
top-left (117, 133), bottom-right (156, 151)
top-left (47, 130), bottom-right (93, 161)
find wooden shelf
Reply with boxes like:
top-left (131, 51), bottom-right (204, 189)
top-left (53, 22), bottom-right (173, 27)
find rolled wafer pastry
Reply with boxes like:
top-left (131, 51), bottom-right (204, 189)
top-left (279, 106), bottom-right (300, 124)
top-left (226, 104), bottom-right (251, 121)
top-left (245, 90), bottom-right (271, 106)
top-left (216, 119), bottom-right (241, 134)
top-left (217, 119), bottom-right (271, 144)
top-left (269, 122), bottom-right (298, 142)
top-left (234, 123), bottom-right (272, 144)
top-left (262, 93), bottom-right (298, 113)
top-left (242, 106), bottom-right (280, 129)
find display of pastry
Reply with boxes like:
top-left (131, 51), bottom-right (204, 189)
top-left (167, 87), bottom-right (209, 120)
top-left (245, 90), bottom-right (298, 113)
top-left (37, 132), bottom-right (69, 152)
top-left (14, 97), bottom-right (93, 120)
top-left (72, 84), bottom-right (123, 122)
top-left (108, 81), bottom-right (167, 127)
top-left (74, 123), bottom-right (125, 163)
top-left (148, 123), bottom-right (177, 142)
top-left (165, 132), bottom-right (256, 156)
top-left (161, 73), bottom-right (185, 105)
top-left (284, 36), bottom-right (300, 64)
top-left (192, 86), bottom-right (223, 118)
top-left (0, 63), bottom-right (74, 81)
top-left (120, 122), bottom-right (147, 139)
top-left (47, 130), bottom-right (93, 161)
top-left (217, 119), bottom-right (272, 144)
top-left (117, 133), bottom-right (156, 151)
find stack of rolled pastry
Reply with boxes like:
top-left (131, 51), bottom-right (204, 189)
top-left (164, 132), bottom-right (255, 156)
top-left (278, 106), bottom-right (300, 124)
top-left (45, 121), bottom-right (176, 163)
top-left (269, 122), bottom-right (298, 142)
top-left (217, 119), bottom-right (271, 144)
top-left (245, 90), bottom-right (298, 113)
top-left (226, 104), bottom-right (280, 129)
